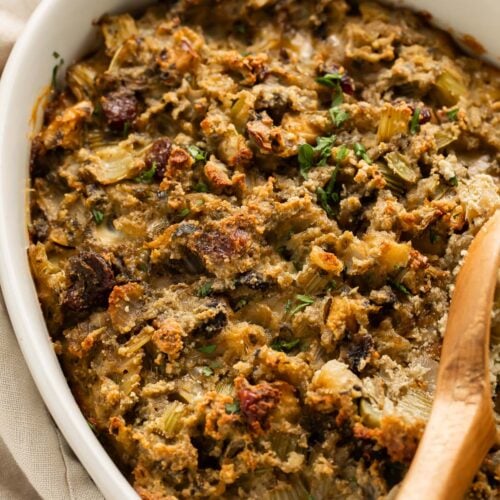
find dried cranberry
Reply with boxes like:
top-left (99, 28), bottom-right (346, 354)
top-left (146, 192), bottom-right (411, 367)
top-left (145, 137), bottom-right (172, 179)
top-left (101, 89), bottom-right (139, 131)
top-left (237, 380), bottom-right (280, 432)
top-left (62, 251), bottom-right (115, 320)
top-left (340, 74), bottom-right (355, 95)
top-left (418, 107), bottom-right (431, 125)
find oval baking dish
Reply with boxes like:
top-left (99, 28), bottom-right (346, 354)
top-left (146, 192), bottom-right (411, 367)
top-left (0, 1), bottom-right (498, 499)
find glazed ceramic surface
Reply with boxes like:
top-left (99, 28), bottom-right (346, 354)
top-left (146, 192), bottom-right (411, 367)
top-left (0, 1), bottom-right (497, 498)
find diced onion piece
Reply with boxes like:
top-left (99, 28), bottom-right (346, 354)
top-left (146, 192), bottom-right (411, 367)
top-left (231, 90), bottom-right (256, 132)
top-left (177, 377), bottom-right (204, 403)
top-left (435, 126), bottom-right (459, 150)
top-left (360, 398), bottom-right (382, 428)
top-left (100, 14), bottom-right (138, 55)
top-left (310, 360), bottom-right (362, 397)
top-left (397, 388), bottom-right (433, 421)
top-left (87, 145), bottom-right (143, 185)
top-left (67, 62), bottom-right (98, 100)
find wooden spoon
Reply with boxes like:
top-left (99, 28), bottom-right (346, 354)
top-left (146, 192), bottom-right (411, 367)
top-left (397, 210), bottom-right (500, 500)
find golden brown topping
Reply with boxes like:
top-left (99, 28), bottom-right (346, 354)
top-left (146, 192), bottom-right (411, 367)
top-left (108, 282), bottom-right (144, 334)
top-left (152, 318), bottom-right (185, 359)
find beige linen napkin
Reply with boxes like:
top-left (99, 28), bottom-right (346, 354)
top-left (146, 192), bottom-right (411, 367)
top-left (0, 2), bottom-right (104, 499)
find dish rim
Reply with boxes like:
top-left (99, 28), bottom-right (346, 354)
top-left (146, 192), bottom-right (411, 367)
top-left (0, 1), bottom-right (498, 499)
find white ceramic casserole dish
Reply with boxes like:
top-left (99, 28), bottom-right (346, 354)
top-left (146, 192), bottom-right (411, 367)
top-left (0, 1), bottom-right (498, 498)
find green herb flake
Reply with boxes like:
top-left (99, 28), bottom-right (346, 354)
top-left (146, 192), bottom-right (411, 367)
top-left (409, 108), bottom-right (421, 134)
top-left (51, 53), bottom-right (65, 90)
top-left (314, 135), bottom-right (336, 166)
top-left (389, 280), bottom-right (411, 296)
top-left (271, 338), bottom-right (301, 353)
top-left (429, 229), bottom-right (440, 245)
top-left (316, 72), bottom-right (342, 88)
top-left (331, 91), bottom-right (344, 108)
top-left (447, 108), bottom-right (459, 121)
top-left (135, 162), bottom-right (157, 183)
top-left (194, 181), bottom-right (208, 193)
top-left (234, 298), bottom-right (248, 310)
top-left (284, 300), bottom-right (293, 313)
top-left (122, 121), bottom-right (131, 138)
top-left (198, 344), bottom-right (217, 354)
top-left (197, 281), bottom-right (213, 298)
top-left (448, 176), bottom-right (458, 187)
top-left (316, 187), bottom-right (333, 217)
top-left (327, 280), bottom-right (338, 291)
top-left (188, 145), bottom-right (207, 162)
top-left (329, 107), bottom-right (349, 128)
top-left (298, 143), bottom-right (315, 179)
top-left (200, 366), bottom-right (214, 376)
top-left (336, 145), bottom-right (349, 162)
top-left (92, 209), bottom-right (104, 225)
top-left (317, 165), bottom-right (341, 217)
top-left (225, 401), bottom-right (240, 414)
top-left (287, 294), bottom-right (315, 315)
top-left (353, 143), bottom-right (372, 164)
top-left (87, 420), bottom-right (96, 432)
top-left (178, 207), bottom-right (190, 219)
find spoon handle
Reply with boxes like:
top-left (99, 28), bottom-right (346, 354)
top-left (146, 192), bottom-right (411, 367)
top-left (397, 210), bottom-right (500, 500)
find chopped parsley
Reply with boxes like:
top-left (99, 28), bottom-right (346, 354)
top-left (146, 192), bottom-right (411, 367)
top-left (188, 145), bottom-right (207, 162)
top-left (135, 162), bottom-right (157, 183)
top-left (51, 51), bottom-right (64, 89)
top-left (336, 145), bottom-right (349, 162)
top-left (316, 165), bottom-right (340, 217)
top-left (178, 207), bottom-right (190, 219)
top-left (447, 108), bottom-right (459, 121)
top-left (353, 143), bottom-right (372, 164)
top-left (198, 344), bottom-right (217, 354)
top-left (389, 280), bottom-right (411, 296)
top-left (200, 366), bottom-right (214, 376)
top-left (316, 72), bottom-right (342, 88)
top-left (92, 209), bottom-right (104, 225)
top-left (329, 107), bottom-right (349, 128)
top-left (448, 176), bottom-right (458, 187)
top-left (317, 72), bottom-right (348, 126)
top-left (315, 136), bottom-right (336, 166)
top-left (286, 294), bottom-right (315, 315)
top-left (122, 121), bottom-right (131, 138)
top-left (327, 280), bottom-right (338, 291)
top-left (298, 143), bottom-right (315, 178)
top-left (197, 281), bottom-right (213, 297)
top-left (298, 135), bottom-right (337, 178)
top-left (225, 401), bottom-right (240, 414)
top-left (234, 298), bottom-right (248, 310)
top-left (409, 108), bottom-right (421, 134)
top-left (271, 338), bottom-right (301, 352)
top-left (429, 229), bottom-right (440, 245)
top-left (87, 420), bottom-right (96, 432)
top-left (194, 181), bottom-right (208, 192)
